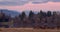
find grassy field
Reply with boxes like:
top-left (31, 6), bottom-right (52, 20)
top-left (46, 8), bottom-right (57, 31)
top-left (0, 28), bottom-right (59, 32)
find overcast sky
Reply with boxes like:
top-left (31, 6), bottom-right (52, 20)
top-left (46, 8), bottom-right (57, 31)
top-left (0, 0), bottom-right (60, 12)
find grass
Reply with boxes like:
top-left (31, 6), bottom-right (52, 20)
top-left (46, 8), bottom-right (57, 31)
top-left (0, 28), bottom-right (59, 32)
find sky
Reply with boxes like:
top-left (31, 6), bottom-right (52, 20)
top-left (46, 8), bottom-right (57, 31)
top-left (0, 0), bottom-right (60, 12)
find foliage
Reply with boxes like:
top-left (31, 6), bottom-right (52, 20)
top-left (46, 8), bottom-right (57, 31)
top-left (0, 10), bottom-right (60, 29)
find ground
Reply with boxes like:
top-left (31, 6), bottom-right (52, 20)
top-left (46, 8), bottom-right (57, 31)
top-left (0, 28), bottom-right (59, 32)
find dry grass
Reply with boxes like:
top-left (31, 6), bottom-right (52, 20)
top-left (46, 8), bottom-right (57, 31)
top-left (0, 28), bottom-right (59, 32)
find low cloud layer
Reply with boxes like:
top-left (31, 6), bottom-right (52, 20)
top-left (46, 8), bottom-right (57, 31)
top-left (0, 0), bottom-right (60, 6)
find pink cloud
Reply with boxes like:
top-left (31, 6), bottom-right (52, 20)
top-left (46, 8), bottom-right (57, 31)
top-left (0, 2), bottom-right (60, 12)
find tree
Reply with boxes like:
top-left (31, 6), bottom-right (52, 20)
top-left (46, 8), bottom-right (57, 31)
top-left (40, 10), bottom-right (43, 16)
top-left (52, 11), bottom-right (56, 23)
top-left (39, 10), bottom-right (47, 18)
top-left (52, 11), bottom-right (57, 16)
top-left (38, 10), bottom-right (44, 20)
top-left (43, 12), bottom-right (47, 17)
top-left (19, 11), bottom-right (26, 20)
top-left (29, 11), bottom-right (34, 19)
top-left (47, 11), bottom-right (52, 17)
top-left (21, 12), bottom-right (26, 18)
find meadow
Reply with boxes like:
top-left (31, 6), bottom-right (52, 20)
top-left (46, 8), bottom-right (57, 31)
top-left (0, 28), bottom-right (59, 32)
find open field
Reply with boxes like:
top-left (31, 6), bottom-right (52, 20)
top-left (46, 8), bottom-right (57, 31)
top-left (0, 28), bottom-right (59, 32)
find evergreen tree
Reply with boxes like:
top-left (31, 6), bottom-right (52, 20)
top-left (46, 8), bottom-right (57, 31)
top-left (53, 11), bottom-right (56, 16)
top-left (21, 12), bottom-right (26, 18)
top-left (39, 10), bottom-right (43, 20)
top-left (19, 11), bottom-right (26, 20)
top-left (47, 11), bottom-right (52, 17)
top-left (29, 11), bottom-right (34, 19)
top-left (43, 12), bottom-right (47, 17)
top-left (39, 10), bottom-right (46, 18)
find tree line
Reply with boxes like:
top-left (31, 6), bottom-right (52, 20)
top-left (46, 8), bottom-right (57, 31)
top-left (0, 10), bottom-right (60, 29)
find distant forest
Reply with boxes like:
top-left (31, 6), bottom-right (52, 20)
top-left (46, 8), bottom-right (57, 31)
top-left (0, 9), bottom-right (60, 29)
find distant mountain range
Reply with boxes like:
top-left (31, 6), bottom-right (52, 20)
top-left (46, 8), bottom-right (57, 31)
top-left (0, 9), bottom-right (39, 17)
top-left (0, 9), bottom-right (20, 17)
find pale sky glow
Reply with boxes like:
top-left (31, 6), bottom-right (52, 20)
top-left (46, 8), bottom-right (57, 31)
top-left (0, 2), bottom-right (60, 12)
top-left (0, 0), bottom-right (60, 12)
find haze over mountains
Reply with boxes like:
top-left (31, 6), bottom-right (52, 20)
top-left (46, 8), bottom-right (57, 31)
top-left (0, 9), bottom-right (40, 17)
top-left (0, 9), bottom-right (20, 17)
top-left (0, 9), bottom-right (60, 18)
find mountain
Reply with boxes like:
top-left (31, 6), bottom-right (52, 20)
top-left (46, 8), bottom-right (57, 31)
top-left (0, 9), bottom-right (20, 17)
top-left (0, 9), bottom-right (39, 17)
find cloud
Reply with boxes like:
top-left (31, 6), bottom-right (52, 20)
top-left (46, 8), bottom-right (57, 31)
top-left (32, 0), bottom-right (60, 4)
top-left (32, 0), bottom-right (49, 4)
top-left (50, 0), bottom-right (60, 2)
top-left (0, 0), bottom-right (29, 6)
top-left (0, 0), bottom-right (60, 6)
